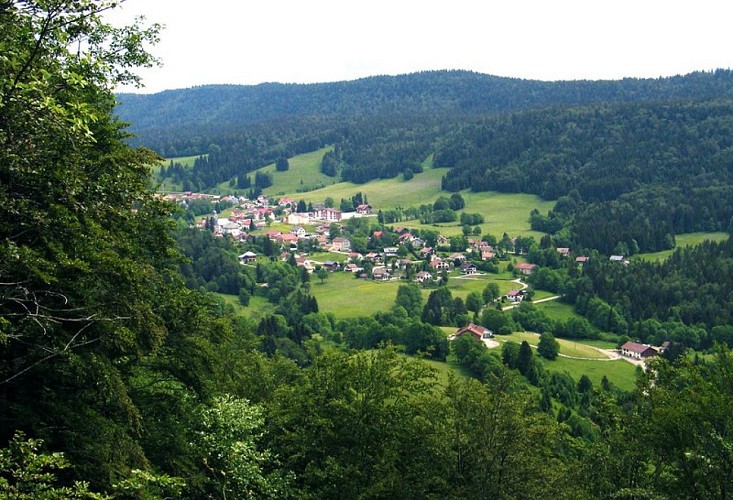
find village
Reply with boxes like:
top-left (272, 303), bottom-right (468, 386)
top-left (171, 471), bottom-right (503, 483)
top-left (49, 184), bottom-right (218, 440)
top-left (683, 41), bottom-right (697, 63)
top-left (168, 190), bottom-right (668, 368)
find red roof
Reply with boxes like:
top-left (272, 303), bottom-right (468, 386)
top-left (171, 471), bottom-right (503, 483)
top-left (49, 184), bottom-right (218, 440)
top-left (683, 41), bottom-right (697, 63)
top-left (621, 341), bottom-right (658, 357)
top-left (455, 323), bottom-right (492, 339)
top-left (514, 263), bottom-right (537, 271)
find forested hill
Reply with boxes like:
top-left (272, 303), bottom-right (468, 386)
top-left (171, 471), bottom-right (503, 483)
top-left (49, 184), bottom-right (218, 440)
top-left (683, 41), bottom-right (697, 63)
top-left (116, 69), bottom-right (733, 150)
top-left (437, 97), bottom-right (733, 253)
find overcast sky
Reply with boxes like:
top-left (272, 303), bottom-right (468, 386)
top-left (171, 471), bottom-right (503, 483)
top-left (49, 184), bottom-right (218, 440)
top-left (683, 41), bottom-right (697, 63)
top-left (107, 0), bottom-right (733, 94)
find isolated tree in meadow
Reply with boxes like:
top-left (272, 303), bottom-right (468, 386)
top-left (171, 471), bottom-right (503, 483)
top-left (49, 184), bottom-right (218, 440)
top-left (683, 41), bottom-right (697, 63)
top-left (538, 332), bottom-right (560, 360)
top-left (315, 267), bottom-right (329, 284)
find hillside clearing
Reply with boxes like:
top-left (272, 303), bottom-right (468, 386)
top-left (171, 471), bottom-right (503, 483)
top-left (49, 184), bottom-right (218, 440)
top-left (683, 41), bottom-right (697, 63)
top-left (632, 232), bottom-right (729, 262)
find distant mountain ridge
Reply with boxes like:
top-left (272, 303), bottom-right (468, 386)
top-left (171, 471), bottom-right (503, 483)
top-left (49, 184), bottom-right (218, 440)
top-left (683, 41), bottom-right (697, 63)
top-left (116, 69), bottom-right (733, 139)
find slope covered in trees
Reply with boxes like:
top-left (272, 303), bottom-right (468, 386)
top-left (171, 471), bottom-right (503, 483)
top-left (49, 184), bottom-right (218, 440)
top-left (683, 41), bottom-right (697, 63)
top-left (118, 69), bottom-right (733, 192)
top-left (438, 98), bottom-right (733, 252)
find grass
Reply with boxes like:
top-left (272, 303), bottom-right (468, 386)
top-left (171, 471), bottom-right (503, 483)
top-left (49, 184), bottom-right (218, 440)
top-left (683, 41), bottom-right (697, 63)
top-left (311, 272), bottom-right (521, 319)
top-left (208, 147), bottom-right (337, 196)
top-left (633, 232), bottom-right (729, 262)
top-left (153, 154), bottom-right (207, 192)
top-left (494, 331), bottom-right (638, 391)
top-left (232, 294), bottom-right (276, 321)
top-left (396, 190), bottom-right (553, 239)
top-left (262, 148), bottom-right (554, 239)
top-left (308, 251), bottom-right (349, 263)
top-left (576, 338), bottom-right (620, 349)
top-left (288, 167), bottom-right (448, 209)
top-left (533, 300), bottom-right (584, 324)
top-left (444, 274), bottom-right (519, 300)
top-left (195, 145), bottom-right (555, 239)
top-left (496, 332), bottom-right (609, 360)
top-left (163, 154), bottom-right (203, 169)
top-left (541, 356), bottom-right (639, 392)
top-left (311, 272), bottom-right (401, 318)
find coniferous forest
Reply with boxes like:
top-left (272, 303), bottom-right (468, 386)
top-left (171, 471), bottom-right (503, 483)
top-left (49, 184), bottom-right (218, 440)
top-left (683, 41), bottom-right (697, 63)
top-left (2, 2), bottom-right (733, 499)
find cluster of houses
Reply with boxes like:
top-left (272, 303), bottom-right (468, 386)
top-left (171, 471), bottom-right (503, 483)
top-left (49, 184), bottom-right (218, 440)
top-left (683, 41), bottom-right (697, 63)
top-left (165, 191), bottom-right (375, 241)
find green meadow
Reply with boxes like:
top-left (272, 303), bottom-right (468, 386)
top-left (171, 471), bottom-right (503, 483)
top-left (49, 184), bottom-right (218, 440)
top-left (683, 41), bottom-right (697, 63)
top-left (154, 154), bottom-right (206, 192)
top-left (310, 272), bottom-right (521, 319)
top-left (398, 191), bottom-right (553, 239)
top-left (262, 146), bottom-right (339, 196)
top-left (198, 146), bottom-right (555, 239)
top-left (632, 231), bottom-right (728, 262)
top-left (290, 167), bottom-right (448, 209)
top-left (534, 300), bottom-right (579, 322)
top-left (497, 331), bottom-right (610, 360)
top-left (542, 356), bottom-right (639, 392)
top-left (494, 332), bottom-right (638, 391)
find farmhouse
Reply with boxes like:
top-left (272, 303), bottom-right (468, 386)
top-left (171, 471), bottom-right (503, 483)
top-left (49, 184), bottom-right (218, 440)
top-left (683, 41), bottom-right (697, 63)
top-left (238, 251), bottom-right (258, 263)
top-left (556, 247), bottom-right (571, 256)
top-left (344, 263), bottom-right (364, 273)
top-left (460, 262), bottom-right (478, 275)
top-left (430, 258), bottom-right (450, 271)
top-left (481, 250), bottom-right (495, 260)
top-left (277, 233), bottom-right (299, 245)
top-left (507, 289), bottom-right (525, 303)
top-left (450, 252), bottom-right (467, 263)
top-left (419, 247), bottom-right (434, 259)
top-left (322, 261), bottom-right (340, 272)
top-left (278, 196), bottom-right (296, 207)
top-left (372, 267), bottom-right (391, 281)
top-left (383, 247), bottom-right (399, 257)
top-left (295, 257), bottom-right (314, 272)
top-left (416, 271), bottom-right (433, 283)
top-left (330, 237), bottom-right (351, 252)
top-left (356, 204), bottom-right (372, 215)
top-left (620, 341), bottom-right (658, 359)
top-left (291, 226), bottom-right (306, 238)
top-left (514, 263), bottom-right (537, 275)
top-left (454, 323), bottom-right (494, 340)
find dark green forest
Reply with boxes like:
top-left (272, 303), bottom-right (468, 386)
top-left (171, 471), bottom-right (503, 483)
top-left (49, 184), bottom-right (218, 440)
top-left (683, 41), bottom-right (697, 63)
top-left (3, 1), bottom-right (733, 499)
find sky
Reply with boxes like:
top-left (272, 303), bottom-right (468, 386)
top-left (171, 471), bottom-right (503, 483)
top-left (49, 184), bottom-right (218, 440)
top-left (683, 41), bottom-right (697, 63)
top-left (106, 0), bottom-right (733, 94)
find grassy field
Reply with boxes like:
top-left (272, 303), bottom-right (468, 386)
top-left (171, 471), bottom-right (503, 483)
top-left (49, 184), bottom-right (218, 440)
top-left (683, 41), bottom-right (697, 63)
top-left (310, 272), bottom-right (521, 319)
top-left (542, 356), bottom-right (639, 392)
top-left (260, 146), bottom-right (338, 196)
top-left (227, 294), bottom-right (275, 321)
top-left (308, 251), bottom-right (349, 263)
top-left (496, 332), bottom-right (609, 360)
top-left (534, 300), bottom-right (578, 322)
top-left (311, 272), bottom-right (400, 317)
top-left (394, 190), bottom-right (553, 239)
top-left (633, 232), bottom-right (729, 262)
top-left (288, 167), bottom-right (448, 209)
top-left (493, 331), bottom-right (638, 391)
top-left (153, 154), bottom-right (207, 192)
top-left (195, 145), bottom-right (554, 239)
